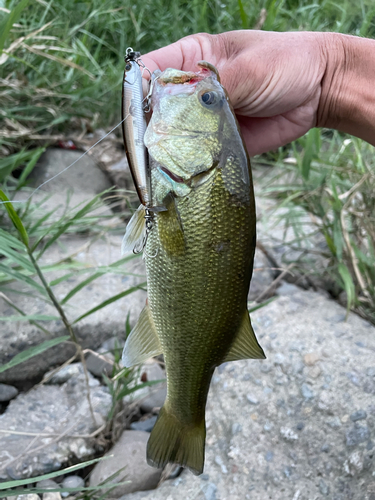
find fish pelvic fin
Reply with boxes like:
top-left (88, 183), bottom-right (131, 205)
top-left (121, 205), bottom-right (146, 255)
top-left (223, 309), bottom-right (266, 362)
top-left (122, 304), bottom-right (162, 367)
top-left (147, 407), bottom-right (205, 476)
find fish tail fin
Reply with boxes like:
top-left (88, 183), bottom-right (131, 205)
top-left (147, 406), bottom-right (205, 476)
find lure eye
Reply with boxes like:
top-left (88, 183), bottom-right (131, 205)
top-left (125, 62), bottom-right (132, 71)
top-left (199, 91), bottom-right (222, 110)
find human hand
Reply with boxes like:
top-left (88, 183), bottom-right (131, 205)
top-left (141, 30), bottom-right (332, 156)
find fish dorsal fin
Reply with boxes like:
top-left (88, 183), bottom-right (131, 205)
top-left (223, 310), bottom-right (266, 362)
top-left (122, 304), bottom-right (163, 367)
top-left (121, 205), bottom-right (146, 255)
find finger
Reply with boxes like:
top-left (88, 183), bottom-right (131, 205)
top-left (141, 35), bottom-right (209, 79)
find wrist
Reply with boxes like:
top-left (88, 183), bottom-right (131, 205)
top-left (317, 32), bottom-right (375, 144)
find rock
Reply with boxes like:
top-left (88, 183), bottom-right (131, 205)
top-left (128, 361), bottom-right (166, 413)
top-left (15, 495), bottom-right (40, 500)
top-left (350, 410), bottom-right (367, 422)
top-left (248, 248), bottom-right (275, 301)
top-left (43, 363), bottom-right (84, 385)
top-left (112, 289), bottom-right (375, 500)
top-left (301, 383), bottom-right (314, 400)
top-left (303, 352), bottom-right (320, 366)
top-left (0, 369), bottom-right (111, 480)
top-left (61, 475), bottom-right (85, 490)
top-left (246, 394), bottom-right (259, 405)
top-left (89, 431), bottom-right (162, 497)
top-left (43, 493), bottom-right (62, 500)
top-left (319, 479), bottom-right (330, 496)
top-left (0, 232), bottom-right (146, 384)
top-left (30, 148), bottom-right (112, 209)
top-left (0, 383), bottom-right (18, 402)
top-left (85, 351), bottom-right (114, 377)
top-left (346, 424), bottom-right (370, 446)
top-left (280, 427), bottom-right (298, 441)
top-left (130, 416), bottom-right (157, 433)
top-left (36, 479), bottom-right (60, 490)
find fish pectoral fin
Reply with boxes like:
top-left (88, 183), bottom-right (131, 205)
top-left (158, 193), bottom-right (185, 256)
top-left (223, 310), bottom-right (266, 362)
top-left (121, 205), bottom-right (146, 254)
top-left (122, 304), bottom-right (162, 367)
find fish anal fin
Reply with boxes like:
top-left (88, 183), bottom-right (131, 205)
top-left (223, 310), bottom-right (266, 362)
top-left (122, 304), bottom-right (162, 367)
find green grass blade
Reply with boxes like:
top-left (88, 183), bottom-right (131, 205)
top-left (72, 282), bottom-right (146, 324)
top-left (0, 314), bottom-right (60, 322)
top-left (17, 146), bottom-right (46, 189)
top-left (0, 335), bottom-right (69, 374)
top-left (0, 190), bottom-right (29, 247)
top-left (0, 0), bottom-right (29, 55)
top-left (237, 0), bottom-right (248, 28)
top-left (0, 457), bottom-right (107, 491)
top-left (61, 254), bottom-right (138, 304)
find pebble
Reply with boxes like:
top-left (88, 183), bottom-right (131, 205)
top-left (350, 410), bottom-right (367, 422)
top-left (265, 451), bottom-right (274, 462)
top-left (44, 363), bottom-right (83, 384)
top-left (202, 482), bottom-right (217, 500)
top-left (85, 351), bottom-right (114, 377)
top-left (130, 415), bottom-right (157, 432)
top-left (296, 422), bottom-right (305, 431)
top-left (280, 427), bottom-right (298, 441)
top-left (246, 394), bottom-right (259, 405)
top-left (43, 493), bottom-right (62, 500)
top-left (321, 443), bottom-right (330, 453)
top-left (346, 424), bottom-right (370, 446)
top-left (303, 352), bottom-right (320, 366)
top-left (231, 422), bottom-right (242, 435)
top-left (36, 480), bottom-right (60, 490)
top-left (327, 417), bottom-right (341, 428)
top-left (61, 475), bottom-right (85, 491)
top-left (301, 383), bottom-right (314, 400)
top-left (319, 479), bottom-right (330, 496)
top-left (0, 383), bottom-right (18, 402)
top-left (16, 495), bottom-right (40, 500)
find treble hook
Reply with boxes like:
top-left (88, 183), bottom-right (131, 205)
top-left (133, 209), bottom-right (155, 255)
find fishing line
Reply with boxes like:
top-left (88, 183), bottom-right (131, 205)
top-left (0, 116), bottom-right (129, 206)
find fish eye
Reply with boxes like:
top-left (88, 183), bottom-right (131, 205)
top-left (199, 91), bottom-right (222, 110)
top-left (201, 91), bottom-right (216, 105)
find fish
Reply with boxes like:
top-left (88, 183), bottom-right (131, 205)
top-left (121, 49), bottom-right (152, 208)
top-left (121, 61), bottom-right (265, 475)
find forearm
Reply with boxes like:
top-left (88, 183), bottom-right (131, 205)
top-left (318, 33), bottom-right (375, 145)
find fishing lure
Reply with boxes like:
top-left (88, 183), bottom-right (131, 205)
top-left (121, 47), bottom-right (152, 209)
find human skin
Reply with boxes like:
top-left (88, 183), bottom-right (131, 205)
top-left (141, 30), bottom-right (375, 156)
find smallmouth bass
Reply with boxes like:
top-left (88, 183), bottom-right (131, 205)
top-left (122, 62), bottom-right (265, 475)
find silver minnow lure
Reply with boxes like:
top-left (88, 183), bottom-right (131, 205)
top-left (121, 48), bottom-right (151, 208)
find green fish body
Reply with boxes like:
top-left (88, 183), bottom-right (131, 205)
top-left (122, 63), bottom-right (265, 475)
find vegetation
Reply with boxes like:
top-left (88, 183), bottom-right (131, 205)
top-left (0, 0), bottom-right (374, 496)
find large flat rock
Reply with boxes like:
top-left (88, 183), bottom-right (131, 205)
top-left (120, 285), bottom-right (375, 500)
top-left (0, 365), bottom-right (111, 481)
